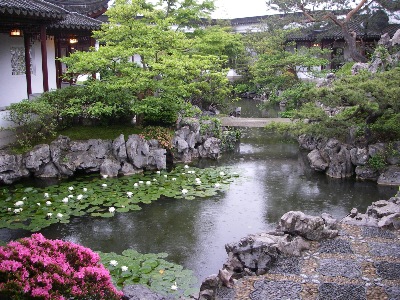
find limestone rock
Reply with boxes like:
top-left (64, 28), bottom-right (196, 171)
top-left (198, 137), bottom-right (221, 159)
top-left (24, 144), bottom-right (51, 173)
top-left (392, 29), bottom-right (400, 46)
top-left (113, 134), bottom-right (127, 162)
top-left (377, 166), bottom-right (400, 185)
top-left (326, 145), bottom-right (353, 178)
top-left (350, 147), bottom-right (369, 166)
top-left (307, 149), bottom-right (328, 172)
top-left (367, 200), bottom-right (400, 219)
top-left (120, 161), bottom-right (140, 176)
top-left (0, 151), bottom-right (29, 184)
top-left (377, 213), bottom-right (400, 229)
top-left (368, 143), bottom-right (386, 157)
top-left (352, 63), bottom-right (369, 75)
top-left (50, 136), bottom-right (74, 177)
top-left (122, 285), bottom-right (171, 300)
top-left (277, 211), bottom-right (338, 241)
top-left (126, 135), bottom-right (150, 169)
top-left (100, 158), bottom-right (121, 177)
top-left (298, 134), bottom-right (319, 151)
top-left (355, 166), bottom-right (379, 181)
top-left (148, 149), bottom-right (167, 170)
top-left (36, 162), bottom-right (60, 178)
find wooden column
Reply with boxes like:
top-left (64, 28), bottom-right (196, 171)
top-left (90, 37), bottom-right (96, 79)
top-left (55, 37), bottom-right (63, 89)
top-left (40, 24), bottom-right (49, 92)
top-left (24, 33), bottom-right (32, 98)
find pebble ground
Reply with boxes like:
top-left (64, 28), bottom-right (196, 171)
top-left (213, 224), bottom-right (400, 300)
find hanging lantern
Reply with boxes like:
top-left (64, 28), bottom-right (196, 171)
top-left (10, 29), bottom-right (22, 37)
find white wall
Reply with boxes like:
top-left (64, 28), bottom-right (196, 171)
top-left (31, 38), bottom-right (57, 94)
top-left (0, 34), bottom-right (28, 108)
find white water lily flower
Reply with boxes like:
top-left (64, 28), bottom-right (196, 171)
top-left (47, 213), bottom-right (52, 217)
top-left (184, 165), bottom-right (189, 169)
top-left (102, 174), bottom-right (109, 179)
top-left (83, 188), bottom-right (88, 192)
top-left (134, 183), bottom-right (139, 187)
top-left (219, 171), bottom-right (225, 176)
top-left (127, 192), bottom-right (133, 198)
top-left (146, 181), bottom-right (151, 185)
top-left (57, 213), bottom-right (63, 218)
top-left (156, 171), bottom-right (161, 174)
top-left (102, 183), bottom-right (107, 187)
top-left (14, 208), bottom-right (22, 214)
top-left (182, 173), bottom-right (186, 175)
top-left (77, 194), bottom-right (83, 200)
top-left (22, 197), bottom-right (27, 200)
top-left (68, 186), bottom-right (74, 191)
top-left (7, 208), bottom-right (11, 211)
top-left (164, 175), bottom-right (168, 178)
top-left (171, 282), bottom-right (178, 291)
top-left (46, 201), bottom-right (52, 206)
top-left (68, 195), bottom-right (74, 198)
top-left (139, 181), bottom-right (144, 184)
top-left (215, 183), bottom-right (221, 188)
top-left (62, 198), bottom-right (69, 204)
top-left (121, 266), bottom-right (128, 272)
top-left (172, 178), bottom-right (177, 181)
top-left (153, 178), bottom-right (157, 182)
top-left (37, 203), bottom-right (41, 206)
top-left (109, 260), bottom-right (118, 267)
top-left (109, 207), bottom-right (115, 213)
top-left (182, 189), bottom-right (188, 195)
top-left (14, 201), bottom-right (24, 207)
top-left (44, 193), bottom-right (49, 198)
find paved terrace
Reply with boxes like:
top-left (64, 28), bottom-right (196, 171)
top-left (220, 117), bottom-right (292, 128)
top-left (213, 224), bottom-right (400, 299)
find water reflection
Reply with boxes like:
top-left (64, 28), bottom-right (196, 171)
top-left (0, 127), bottom-right (397, 286)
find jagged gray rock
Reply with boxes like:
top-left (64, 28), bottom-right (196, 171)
top-left (126, 135), bottom-right (150, 169)
top-left (307, 149), bottom-right (328, 172)
top-left (0, 151), bottom-right (29, 184)
top-left (24, 144), bottom-right (51, 173)
top-left (122, 285), bottom-right (171, 300)
top-left (198, 137), bottom-right (221, 159)
top-left (277, 211), bottom-right (338, 241)
top-left (298, 134), bottom-right (319, 151)
top-left (100, 158), bottom-right (121, 177)
top-left (326, 145), bottom-right (353, 178)
top-left (377, 166), bottom-right (400, 185)
top-left (355, 166), bottom-right (379, 181)
top-left (350, 147), bottom-right (369, 166)
top-left (113, 134), bottom-right (128, 162)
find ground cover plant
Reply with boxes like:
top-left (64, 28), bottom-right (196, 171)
top-left (0, 233), bottom-right (122, 300)
top-left (0, 166), bottom-right (239, 231)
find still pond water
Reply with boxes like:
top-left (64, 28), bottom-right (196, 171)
top-left (0, 99), bottom-right (397, 285)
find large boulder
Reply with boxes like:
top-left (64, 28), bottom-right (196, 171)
top-left (326, 145), bottom-right (353, 178)
top-left (355, 166), bottom-right (380, 181)
top-left (50, 136), bottom-right (74, 177)
top-left (100, 158), bottom-right (121, 177)
top-left (277, 211), bottom-right (338, 241)
top-left (113, 134), bottom-right (128, 162)
top-left (126, 135), bottom-right (150, 169)
top-left (0, 151), bottom-right (30, 184)
top-left (24, 144), bottom-right (51, 173)
top-left (122, 285), bottom-right (171, 300)
top-left (350, 147), bottom-right (369, 166)
top-left (307, 149), bottom-right (328, 172)
top-left (198, 137), bottom-right (221, 159)
top-left (377, 166), bottom-right (400, 185)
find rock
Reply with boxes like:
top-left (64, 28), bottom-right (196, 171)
top-left (198, 137), bottom-right (221, 159)
top-left (386, 141), bottom-right (400, 165)
top-left (277, 211), bottom-right (338, 241)
top-left (126, 135), bottom-right (150, 169)
top-left (175, 127), bottom-right (191, 140)
top-left (355, 166), bottom-right (379, 181)
top-left (351, 63), bottom-right (369, 75)
top-left (368, 143), bottom-right (386, 157)
top-left (298, 134), bottom-right (319, 151)
top-left (179, 117), bottom-right (201, 133)
top-left (69, 139), bottom-right (112, 173)
top-left (199, 274), bottom-right (220, 300)
top-left (122, 285), bottom-right (171, 300)
top-left (100, 158), bottom-right (121, 177)
top-left (0, 151), bottom-right (30, 184)
top-left (36, 162), bottom-right (60, 178)
top-left (24, 144), bottom-right (51, 173)
top-left (350, 147), bottom-right (369, 166)
top-left (148, 149), bottom-right (167, 170)
top-left (377, 166), bottom-right (400, 185)
top-left (326, 145), bottom-right (353, 178)
top-left (367, 200), bottom-right (400, 219)
top-left (320, 139), bottom-right (340, 163)
top-left (378, 32), bottom-right (391, 47)
top-left (113, 134), bottom-right (128, 162)
top-left (50, 136), bottom-right (74, 177)
top-left (307, 149), bottom-right (328, 172)
top-left (392, 29), bottom-right (400, 46)
top-left (377, 213), bottom-right (400, 229)
top-left (349, 208), bottom-right (358, 218)
top-left (120, 161), bottom-right (140, 176)
top-left (341, 212), bottom-right (378, 227)
top-left (172, 136), bottom-right (189, 153)
top-left (224, 232), bottom-right (310, 276)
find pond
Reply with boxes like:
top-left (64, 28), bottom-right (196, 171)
top-left (0, 99), bottom-right (397, 287)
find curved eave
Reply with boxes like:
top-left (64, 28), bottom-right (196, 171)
top-left (0, 7), bottom-right (65, 19)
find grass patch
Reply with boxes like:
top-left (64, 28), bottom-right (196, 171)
top-left (57, 125), bottom-right (143, 140)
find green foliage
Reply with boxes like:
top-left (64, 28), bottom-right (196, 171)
top-left (335, 62), bottom-right (355, 77)
top-left (3, 99), bottom-right (57, 151)
top-left (220, 128), bottom-right (241, 151)
top-left (0, 166), bottom-right (239, 231)
top-left (99, 249), bottom-right (198, 297)
top-left (200, 116), bottom-right (222, 138)
top-left (367, 154), bottom-right (387, 171)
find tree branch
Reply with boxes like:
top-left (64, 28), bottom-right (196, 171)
top-left (299, 4), bottom-right (316, 22)
top-left (345, 0), bottom-right (368, 22)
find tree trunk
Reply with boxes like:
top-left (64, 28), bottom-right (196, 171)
top-left (341, 24), bottom-right (368, 63)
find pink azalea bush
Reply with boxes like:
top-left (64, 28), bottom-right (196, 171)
top-left (0, 233), bottom-right (123, 300)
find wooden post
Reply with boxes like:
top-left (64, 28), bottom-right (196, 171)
top-left (90, 37), bottom-right (96, 79)
top-left (55, 37), bottom-right (63, 89)
top-left (24, 33), bottom-right (32, 97)
top-left (40, 24), bottom-right (49, 92)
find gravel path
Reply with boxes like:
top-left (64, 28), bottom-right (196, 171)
top-left (214, 224), bottom-right (400, 300)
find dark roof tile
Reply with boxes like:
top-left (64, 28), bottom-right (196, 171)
top-left (50, 11), bottom-right (102, 30)
top-left (0, 0), bottom-right (66, 19)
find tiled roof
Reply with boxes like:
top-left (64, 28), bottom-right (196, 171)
top-left (46, 0), bottom-right (108, 16)
top-left (50, 11), bottom-right (102, 30)
top-left (0, 0), bottom-right (66, 19)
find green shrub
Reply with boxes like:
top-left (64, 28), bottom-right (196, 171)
top-left (367, 154), bottom-right (387, 171)
top-left (4, 99), bottom-right (57, 151)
